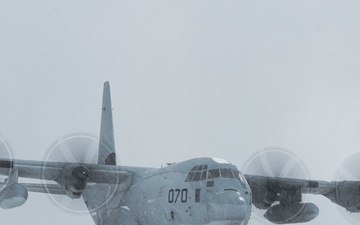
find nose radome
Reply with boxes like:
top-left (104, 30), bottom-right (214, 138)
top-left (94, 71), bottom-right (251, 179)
top-left (207, 191), bottom-right (250, 224)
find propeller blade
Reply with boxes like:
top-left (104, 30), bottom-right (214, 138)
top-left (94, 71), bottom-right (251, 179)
top-left (0, 136), bottom-right (13, 190)
top-left (336, 152), bottom-right (360, 224)
top-left (242, 147), bottom-right (309, 224)
top-left (43, 133), bottom-right (99, 213)
top-left (243, 148), bottom-right (308, 179)
top-left (45, 134), bottom-right (99, 164)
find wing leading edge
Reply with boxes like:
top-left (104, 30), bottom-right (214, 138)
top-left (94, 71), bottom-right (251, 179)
top-left (0, 159), bottom-right (132, 196)
top-left (1, 159), bottom-right (130, 183)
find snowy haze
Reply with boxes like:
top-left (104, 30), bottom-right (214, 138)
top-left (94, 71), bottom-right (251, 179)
top-left (1, 0), bottom-right (360, 224)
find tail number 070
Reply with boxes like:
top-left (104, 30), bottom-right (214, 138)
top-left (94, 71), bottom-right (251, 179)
top-left (168, 189), bottom-right (188, 203)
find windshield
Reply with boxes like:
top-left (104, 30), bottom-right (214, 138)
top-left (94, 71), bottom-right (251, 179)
top-left (185, 165), bottom-right (242, 182)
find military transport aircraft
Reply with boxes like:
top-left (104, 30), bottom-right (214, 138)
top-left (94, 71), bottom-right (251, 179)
top-left (1, 82), bottom-right (360, 225)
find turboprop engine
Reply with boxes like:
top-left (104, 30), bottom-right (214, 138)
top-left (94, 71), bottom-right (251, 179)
top-left (248, 177), bottom-right (320, 224)
top-left (323, 181), bottom-right (360, 212)
top-left (56, 164), bottom-right (90, 199)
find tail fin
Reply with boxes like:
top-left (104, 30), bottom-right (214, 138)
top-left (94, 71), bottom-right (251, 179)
top-left (98, 81), bottom-right (116, 165)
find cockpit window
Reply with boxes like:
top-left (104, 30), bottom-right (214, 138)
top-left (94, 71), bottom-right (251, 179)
top-left (185, 172), bottom-right (195, 182)
top-left (192, 172), bottom-right (202, 181)
top-left (186, 165), bottom-right (209, 181)
top-left (191, 165), bottom-right (208, 171)
top-left (192, 172), bottom-right (201, 181)
top-left (191, 166), bottom-right (198, 171)
top-left (201, 170), bottom-right (207, 180)
top-left (185, 165), bottom-right (241, 182)
top-left (220, 168), bottom-right (234, 178)
top-left (232, 170), bottom-right (246, 182)
top-left (208, 169), bottom-right (220, 179)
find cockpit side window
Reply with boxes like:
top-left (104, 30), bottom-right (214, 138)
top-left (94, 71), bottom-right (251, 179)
top-left (232, 170), bottom-right (241, 180)
top-left (234, 171), bottom-right (248, 189)
top-left (220, 168), bottom-right (234, 178)
top-left (185, 172), bottom-right (195, 182)
top-left (232, 170), bottom-right (246, 183)
top-left (186, 165), bottom-right (209, 182)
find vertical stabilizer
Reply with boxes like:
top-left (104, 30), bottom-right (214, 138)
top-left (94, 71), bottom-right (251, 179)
top-left (98, 81), bottom-right (116, 165)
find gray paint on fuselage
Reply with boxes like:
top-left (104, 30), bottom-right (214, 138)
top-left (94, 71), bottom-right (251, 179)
top-left (86, 157), bottom-right (252, 225)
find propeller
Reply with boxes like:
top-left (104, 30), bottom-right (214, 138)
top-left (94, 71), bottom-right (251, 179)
top-left (242, 147), bottom-right (309, 224)
top-left (336, 152), bottom-right (360, 224)
top-left (44, 133), bottom-right (99, 164)
top-left (0, 136), bottom-right (13, 191)
top-left (42, 133), bottom-right (118, 213)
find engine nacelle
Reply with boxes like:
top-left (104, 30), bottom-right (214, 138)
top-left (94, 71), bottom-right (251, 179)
top-left (0, 184), bottom-right (28, 209)
top-left (324, 181), bottom-right (360, 212)
top-left (56, 164), bottom-right (90, 199)
top-left (246, 176), bottom-right (277, 209)
top-left (264, 203), bottom-right (319, 224)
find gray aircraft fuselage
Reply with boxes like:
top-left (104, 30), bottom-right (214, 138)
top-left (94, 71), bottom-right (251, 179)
top-left (84, 157), bottom-right (252, 225)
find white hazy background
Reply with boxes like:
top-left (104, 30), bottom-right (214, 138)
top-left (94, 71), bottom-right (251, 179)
top-left (1, 1), bottom-right (360, 224)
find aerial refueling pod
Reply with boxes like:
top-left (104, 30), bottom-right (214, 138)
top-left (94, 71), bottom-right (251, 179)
top-left (0, 183), bottom-right (28, 209)
top-left (264, 203), bottom-right (319, 224)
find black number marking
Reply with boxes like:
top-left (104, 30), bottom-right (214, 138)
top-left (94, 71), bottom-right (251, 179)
top-left (168, 189), bottom-right (174, 203)
top-left (168, 189), bottom-right (188, 203)
top-left (175, 189), bottom-right (181, 203)
top-left (181, 189), bottom-right (187, 203)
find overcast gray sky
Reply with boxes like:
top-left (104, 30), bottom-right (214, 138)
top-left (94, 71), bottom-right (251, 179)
top-left (1, 0), bottom-right (360, 224)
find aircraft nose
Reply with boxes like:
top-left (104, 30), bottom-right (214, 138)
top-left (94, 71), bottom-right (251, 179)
top-left (207, 190), bottom-right (250, 224)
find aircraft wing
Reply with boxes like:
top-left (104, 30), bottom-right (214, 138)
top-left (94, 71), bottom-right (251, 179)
top-left (0, 159), bottom-right (131, 183)
top-left (0, 158), bottom-right (132, 201)
top-left (244, 174), bottom-right (359, 224)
